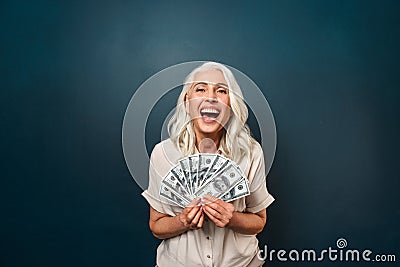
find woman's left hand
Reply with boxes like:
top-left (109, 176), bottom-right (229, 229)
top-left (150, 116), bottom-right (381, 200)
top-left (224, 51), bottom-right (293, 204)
top-left (202, 194), bottom-right (235, 228)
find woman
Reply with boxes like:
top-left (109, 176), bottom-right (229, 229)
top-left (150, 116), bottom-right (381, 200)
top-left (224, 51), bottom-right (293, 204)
top-left (142, 62), bottom-right (274, 266)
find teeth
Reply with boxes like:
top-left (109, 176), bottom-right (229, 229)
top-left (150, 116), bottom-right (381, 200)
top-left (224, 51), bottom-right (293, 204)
top-left (201, 108), bottom-right (219, 114)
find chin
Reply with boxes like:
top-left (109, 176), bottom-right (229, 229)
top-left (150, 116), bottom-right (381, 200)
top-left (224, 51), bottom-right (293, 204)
top-left (197, 124), bottom-right (224, 135)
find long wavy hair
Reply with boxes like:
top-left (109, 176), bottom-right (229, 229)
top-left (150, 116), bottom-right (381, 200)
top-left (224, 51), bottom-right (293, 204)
top-left (168, 62), bottom-right (256, 162)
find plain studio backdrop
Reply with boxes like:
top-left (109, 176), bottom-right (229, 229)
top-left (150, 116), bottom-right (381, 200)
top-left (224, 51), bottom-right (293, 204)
top-left (1, 1), bottom-right (399, 266)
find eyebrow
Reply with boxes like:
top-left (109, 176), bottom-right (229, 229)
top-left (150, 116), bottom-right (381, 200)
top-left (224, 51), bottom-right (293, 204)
top-left (192, 82), bottom-right (229, 88)
top-left (216, 82), bottom-right (229, 88)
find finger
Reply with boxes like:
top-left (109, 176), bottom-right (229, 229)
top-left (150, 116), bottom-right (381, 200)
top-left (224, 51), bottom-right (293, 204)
top-left (186, 205), bottom-right (201, 222)
top-left (204, 205), bottom-right (225, 221)
top-left (203, 207), bottom-right (224, 227)
top-left (182, 197), bottom-right (201, 215)
top-left (202, 194), bottom-right (218, 204)
top-left (203, 207), bottom-right (217, 221)
top-left (203, 195), bottom-right (234, 214)
top-left (187, 197), bottom-right (201, 208)
top-left (202, 195), bottom-right (226, 211)
top-left (204, 201), bottom-right (225, 215)
top-left (204, 200), bottom-right (234, 220)
top-left (197, 212), bottom-right (204, 228)
top-left (190, 207), bottom-right (203, 227)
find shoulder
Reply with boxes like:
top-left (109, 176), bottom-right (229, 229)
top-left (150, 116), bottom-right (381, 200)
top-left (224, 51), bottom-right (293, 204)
top-left (247, 140), bottom-right (265, 171)
top-left (250, 140), bottom-right (264, 160)
top-left (152, 138), bottom-right (177, 155)
top-left (238, 140), bottom-right (264, 176)
top-left (151, 138), bottom-right (181, 164)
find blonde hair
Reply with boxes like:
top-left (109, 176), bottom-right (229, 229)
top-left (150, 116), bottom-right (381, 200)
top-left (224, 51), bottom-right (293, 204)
top-left (168, 62), bottom-right (256, 162)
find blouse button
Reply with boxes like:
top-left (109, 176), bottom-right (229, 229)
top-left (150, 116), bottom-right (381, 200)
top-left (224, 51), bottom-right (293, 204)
top-left (206, 255), bottom-right (211, 259)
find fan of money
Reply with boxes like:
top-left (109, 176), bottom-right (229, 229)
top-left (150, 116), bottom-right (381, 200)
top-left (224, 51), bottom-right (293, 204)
top-left (160, 154), bottom-right (250, 208)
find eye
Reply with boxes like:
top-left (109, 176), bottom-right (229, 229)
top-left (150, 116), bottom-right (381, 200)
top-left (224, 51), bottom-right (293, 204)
top-left (195, 87), bottom-right (206, 92)
top-left (216, 87), bottom-right (228, 94)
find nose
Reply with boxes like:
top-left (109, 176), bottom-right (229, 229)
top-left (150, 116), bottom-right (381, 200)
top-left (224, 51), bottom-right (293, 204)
top-left (206, 87), bottom-right (217, 102)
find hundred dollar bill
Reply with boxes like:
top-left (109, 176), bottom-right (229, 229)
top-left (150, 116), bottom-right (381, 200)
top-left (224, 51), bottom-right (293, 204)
top-left (170, 165), bottom-right (190, 196)
top-left (195, 163), bottom-right (244, 198)
top-left (197, 153), bottom-right (216, 189)
top-left (188, 155), bottom-right (199, 194)
top-left (220, 178), bottom-right (250, 202)
top-left (160, 184), bottom-right (189, 208)
top-left (161, 171), bottom-right (193, 201)
top-left (199, 154), bottom-right (230, 188)
top-left (178, 157), bottom-right (192, 194)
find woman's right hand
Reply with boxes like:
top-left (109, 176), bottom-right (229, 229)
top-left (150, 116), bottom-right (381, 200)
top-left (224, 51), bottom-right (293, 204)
top-left (179, 198), bottom-right (204, 230)
top-left (149, 198), bottom-right (204, 239)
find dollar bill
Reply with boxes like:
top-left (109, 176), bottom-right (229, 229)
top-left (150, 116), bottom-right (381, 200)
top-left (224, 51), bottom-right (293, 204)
top-left (170, 165), bottom-right (190, 196)
top-left (161, 171), bottom-right (193, 201)
top-left (160, 184), bottom-right (190, 208)
top-left (194, 162), bottom-right (244, 198)
top-left (197, 153), bottom-right (216, 189)
top-left (188, 155), bottom-right (199, 194)
top-left (220, 178), bottom-right (250, 202)
top-left (178, 157), bottom-right (192, 194)
top-left (199, 154), bottom-right (230, 188)
top-left (160, 154), bottom-right (249, 204)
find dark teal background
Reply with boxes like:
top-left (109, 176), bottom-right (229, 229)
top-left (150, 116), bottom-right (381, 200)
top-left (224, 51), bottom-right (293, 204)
top-left (1, 1), bottom-right (399, 266)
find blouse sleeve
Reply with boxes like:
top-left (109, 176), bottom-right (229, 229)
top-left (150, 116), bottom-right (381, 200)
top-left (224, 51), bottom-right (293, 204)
top-left (142, 142), bottom-right (181, 216)
top-left (141, 143), bottom-right (165, 213)
top-left (141, 141), bottom-right (183, 216)
top-left (245, 142), bottom-right (275, 213)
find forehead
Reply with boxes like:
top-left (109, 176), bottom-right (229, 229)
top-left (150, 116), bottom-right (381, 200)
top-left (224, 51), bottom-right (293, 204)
top-left (193, 69), bottom-right (227, 85)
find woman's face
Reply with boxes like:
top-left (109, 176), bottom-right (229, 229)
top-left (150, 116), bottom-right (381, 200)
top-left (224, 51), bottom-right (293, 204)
top-left (185, 69), bottom-right (231, 137)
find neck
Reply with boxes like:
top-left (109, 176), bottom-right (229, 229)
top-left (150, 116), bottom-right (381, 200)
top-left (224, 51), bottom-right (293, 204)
top-left (194, 130), bottom-right (223, 153)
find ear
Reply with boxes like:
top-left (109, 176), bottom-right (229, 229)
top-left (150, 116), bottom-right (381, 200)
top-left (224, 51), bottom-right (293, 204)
top-left (184, 94), bottom-right (190, 114)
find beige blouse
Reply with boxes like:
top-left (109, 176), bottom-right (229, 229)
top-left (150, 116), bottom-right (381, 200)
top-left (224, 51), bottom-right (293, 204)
top-left (142, 139), bottom-right (274, 267)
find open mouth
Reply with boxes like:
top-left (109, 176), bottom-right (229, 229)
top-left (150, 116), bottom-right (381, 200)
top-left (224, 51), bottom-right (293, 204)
top-left (200, 107), bottom-right (220, 121)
